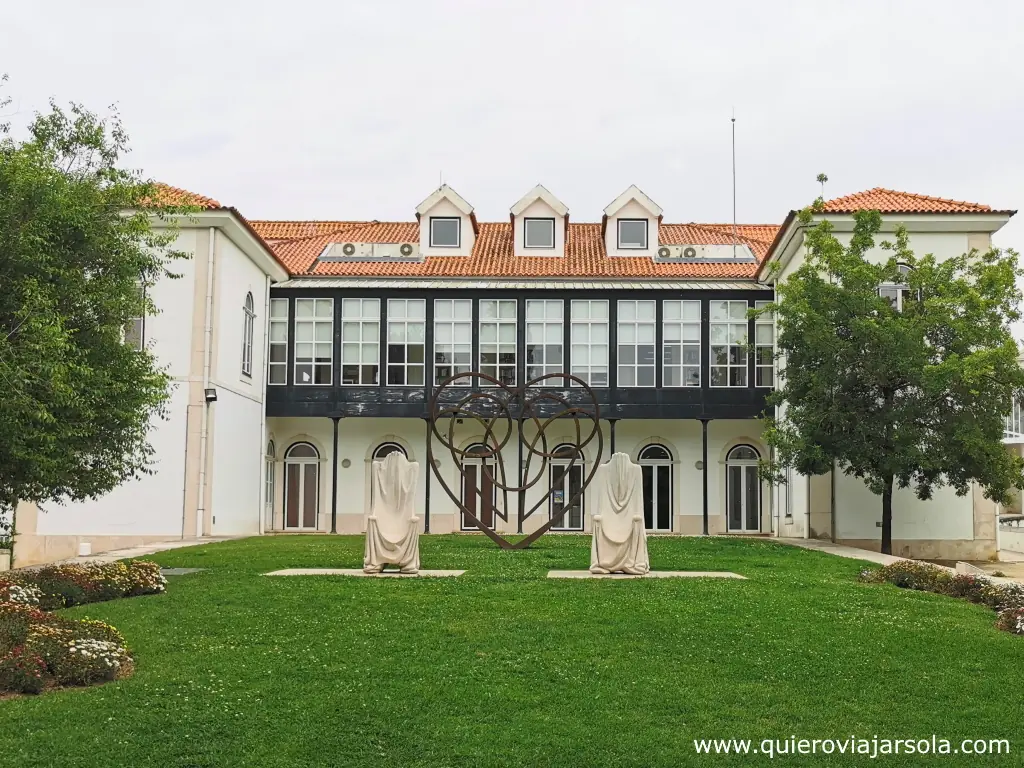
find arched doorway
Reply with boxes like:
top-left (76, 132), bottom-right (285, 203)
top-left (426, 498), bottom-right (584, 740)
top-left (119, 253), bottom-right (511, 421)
top-left (726, 445), bottom-right (761, 533)
top-left (461, 443), bottom-right (496, 531)
top-left (639, 444), bottom-right (672, 531)
top-left (265, 440), bottom-right (276, 530)
top-left (550, 444), bottom-right (585, 531)
top-left (284, 442), bottom-right (319, 530)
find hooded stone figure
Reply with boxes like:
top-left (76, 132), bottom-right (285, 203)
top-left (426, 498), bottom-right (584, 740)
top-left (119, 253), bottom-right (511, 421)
top-left (590, 452), bottom-right (650, 575)
top-left (364, 451), bottom-right (421, 574)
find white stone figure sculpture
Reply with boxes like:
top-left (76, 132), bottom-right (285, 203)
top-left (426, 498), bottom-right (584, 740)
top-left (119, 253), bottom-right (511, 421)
top-left (590, 452), bottom-right (650, 575)
top-left (364, 451), bottom-right (421, 574)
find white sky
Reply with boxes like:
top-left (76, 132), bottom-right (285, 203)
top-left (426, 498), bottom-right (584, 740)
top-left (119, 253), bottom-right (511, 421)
top-left (3, 0), bottom-right (1022, 260)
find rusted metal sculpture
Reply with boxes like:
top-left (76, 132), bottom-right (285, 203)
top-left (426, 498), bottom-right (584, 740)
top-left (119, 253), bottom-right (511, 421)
top-left (427, 371), bottom-right (603, 549)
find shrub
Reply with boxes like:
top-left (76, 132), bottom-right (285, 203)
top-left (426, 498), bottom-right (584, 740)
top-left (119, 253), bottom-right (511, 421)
top-left (978, 581), bottom-right (1024, 612)
top-left (10, 560), bottom-right (166, 609)
top-left (51, 638), bottom-right (128, 686)
top-left (996, 607), bottom-right (1024, 635)
top-left (942, 574), bottom-right (989, 603)
top-left (0, 561), bottom-right (154, 694)
top-left (0, 646), bottom-right (46, 694)
top-left (869, 561), bottom-right (952, 592)
top-left (0, 580), bottom-right (42, 607)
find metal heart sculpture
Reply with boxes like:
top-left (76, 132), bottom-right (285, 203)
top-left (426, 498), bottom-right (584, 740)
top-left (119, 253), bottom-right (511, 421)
top-left (427, 371), bottom-right (603, 549)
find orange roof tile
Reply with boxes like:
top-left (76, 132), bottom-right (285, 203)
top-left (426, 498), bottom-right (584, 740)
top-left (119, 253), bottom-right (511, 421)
top-left (149, 183), bottom-right (222, 210)
top-left (821, 187), bottom-right (1007, 214)
top-left (248, 220), bottom-right (780, 279)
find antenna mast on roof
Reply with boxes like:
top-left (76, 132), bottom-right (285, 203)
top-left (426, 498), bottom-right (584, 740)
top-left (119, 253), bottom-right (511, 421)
top-left (731, 109), bottom-right (737, 259)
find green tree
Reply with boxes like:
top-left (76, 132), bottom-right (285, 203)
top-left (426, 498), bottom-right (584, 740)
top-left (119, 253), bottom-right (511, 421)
top-left (762, 199), bottom-right (1024, 554)
top-left (0, 83), bottom-right (195, 543)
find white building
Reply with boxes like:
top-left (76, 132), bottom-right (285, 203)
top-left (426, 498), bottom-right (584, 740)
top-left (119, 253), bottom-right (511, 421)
top-left (9, 183), bottom-right (1017, 565)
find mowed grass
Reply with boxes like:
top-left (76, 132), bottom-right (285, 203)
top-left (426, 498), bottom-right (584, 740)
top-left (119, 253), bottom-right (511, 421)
top-left (0, 535), bottom-right (1021, 767)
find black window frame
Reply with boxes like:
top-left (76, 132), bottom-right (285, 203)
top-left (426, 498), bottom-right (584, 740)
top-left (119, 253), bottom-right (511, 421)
top-left (429, 216), bottom-right (461, 248)
top-left (523, 217), bottom-right (556, 249)
top-left (617, 218), bottom-right (648, 250)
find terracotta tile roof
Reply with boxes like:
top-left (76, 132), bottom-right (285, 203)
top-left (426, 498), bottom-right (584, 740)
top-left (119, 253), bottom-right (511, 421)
top-left (149, 183), bottom-right (222, 210)
top-left (821, 187), bottom-right (1005, 214)
top-left (249, 220), bottom-right (779, 279)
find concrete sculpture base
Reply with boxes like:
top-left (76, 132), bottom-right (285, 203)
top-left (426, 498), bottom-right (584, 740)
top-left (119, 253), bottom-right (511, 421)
top-left (548, 570), bottom-right (746, 580)
top-left (590, 453), bottom-right (650, 575)
top-left (364, 452), bottom-right (421, 574)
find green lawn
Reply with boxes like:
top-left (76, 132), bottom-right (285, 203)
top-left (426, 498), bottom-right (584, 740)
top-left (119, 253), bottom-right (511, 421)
top-left (0, 535), bottom-right (1020, 767)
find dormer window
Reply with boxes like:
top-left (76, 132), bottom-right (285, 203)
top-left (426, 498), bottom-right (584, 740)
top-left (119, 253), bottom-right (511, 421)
top-left (524, 218), bottom-right (555, 249)
top-left (603, 185), bottom-right (662, 257)
top-left (430, 217), bottom-right (461, 248)
top-left (617, 219), bottom-right (648, 250)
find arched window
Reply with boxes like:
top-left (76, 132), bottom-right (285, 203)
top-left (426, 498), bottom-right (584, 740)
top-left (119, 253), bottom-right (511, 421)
top-left (726, 445), bottom-right (761, 533)
top-left (265, 441), bottom-right (276, 529)
top-left (878, 264), bottom-right (914, 312)
top-left (284, 442), bottom-right (319, 530)
top-left (639, 444), bottom-right (672, 531)
top-left (550, 444), bottom-right (585, 531)
top-left (372, 442), bottom-right (407, 462)
top-left (461, 443), bottom-right (496, 531)
top-left (241, 292), bottom-right (255, 377)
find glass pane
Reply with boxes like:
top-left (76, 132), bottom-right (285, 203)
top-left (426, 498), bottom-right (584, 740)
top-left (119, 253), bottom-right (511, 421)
top-left (342, 299), bottom-right (360, 318)
top-left (657, 465), bottom-right (671, 530)
top-left (408, 345), bottom-right (424, 363)
top-left (480, 324), bottom-right (497, 342)
top-left (342, 322), bottom-right (360, 341)
top-left (315, 300), bottom-right (332, 318)
top-left (571, 301), bottom-right (590, 320)
top-left (637, 367), bottom-right (655, 387)
top-left (683, 366), bottom-right (700, 386)
top-left (526, 300), bottom-right (543, 319)
top-left (271, 299), bottom-right (288, 318)
top-left (591, 302), bottom-right (608, 320)
top-left (389, 324), bottom-right (406, 343)
top-left (270, 323), bottom-right (288, 342)
top-left (498, 324), bottom-right (515, 342)
top-left (431, 218), bottom-right (460, 246)
top-left (525, 218), bottom-right (554, 248)
top-left (637, 324), bottom-right (655, 343)
top-left (362, 344), bottom-right (378, 364)
top-left (499, 301), bottom-right (516, 319)
top-left (637, 301), bottom-right (656, 321)
top-left (295, 323), bottom-right (314, 342)
top-left (618, 345), bottom-right (635, 365)
top-left (302, 465), bottom-right (318, 528)
top-left (435, 300), bottom-right (452, 320)
top-left (642, 465), bottom-right (654, 528)
top-left (286, 464), bottom-right (300, 528)
top-left (682, 301), bottom-right (700, 321)
top-left (756, 325), bottom-right (773, 343)
top-left (295, 300), bottom-right (314, 318)
top-left (270, 345), bottom-right (287, 363)
top-left (408, 367), bottom-right (424, 385)
top-left (619, 367), bottom-right (635, 386)
top-left (664, 324), bottom-right (681, 342)
top-left (728, 466), bottom-right (742, 530)
top-left (619, 301), bottom-right (636, 322)
top-left (408, 323), bottom-right (425, 342)
top-left (664, 367), bottom-right (681, 387)
top-left (710, 301), bottom-right (728, 320)
top-left (453, 300), bottom-right (472, 320)
top-left (663, 301), bottom-right (680, 321)
top-left (408, 300), bottom-right (425, 319)
top-left (746, 466), bottom-right (759, 530)
top-left (618, 220), bottom-right (647, 248)
top-left (389, 300), bottom-right (406, 319)
top-left (730, 302), bottom-right (748, 320)
top-left (480, 300), bottom-right (497, 320)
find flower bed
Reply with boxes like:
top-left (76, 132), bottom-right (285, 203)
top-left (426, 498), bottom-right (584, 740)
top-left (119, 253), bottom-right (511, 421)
top-left (860, 561), bottom-right (1024, 636)
top-left (0, 560), bottom-right (165, 695)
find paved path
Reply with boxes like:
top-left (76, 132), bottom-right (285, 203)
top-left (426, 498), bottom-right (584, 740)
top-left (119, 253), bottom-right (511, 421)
top-left (776, 537), bottom-right (909, 566)
top-left (56, 537), bottom-right (241, 565)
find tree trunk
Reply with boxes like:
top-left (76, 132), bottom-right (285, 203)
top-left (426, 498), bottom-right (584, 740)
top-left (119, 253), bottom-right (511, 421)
top-left (881, 476), bottom-right (894, 555)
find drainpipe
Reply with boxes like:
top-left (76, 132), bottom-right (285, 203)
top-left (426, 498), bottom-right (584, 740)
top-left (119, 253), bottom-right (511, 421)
top-left (995, 502), bottom-right (1002, 559)
top-left (258, 274), bottom-right (271, 536)
top-left (804, 474), bottom-right (811, 539)
top-left (195, 227), bottom-right (216, 539)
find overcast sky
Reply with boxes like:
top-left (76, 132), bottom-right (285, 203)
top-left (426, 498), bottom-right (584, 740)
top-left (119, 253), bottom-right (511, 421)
top-left (3, 0), bottom-right (1022, 255)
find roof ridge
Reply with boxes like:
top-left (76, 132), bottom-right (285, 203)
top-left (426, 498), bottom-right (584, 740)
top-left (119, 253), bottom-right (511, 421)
top-left (869, 187), bottom-right (991, 210)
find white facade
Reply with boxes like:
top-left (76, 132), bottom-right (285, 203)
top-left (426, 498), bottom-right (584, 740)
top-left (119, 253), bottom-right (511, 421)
top-left (11, 183), bottom-right (1016, 565)
top-left (15, 213), bottom-right (288, 565)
